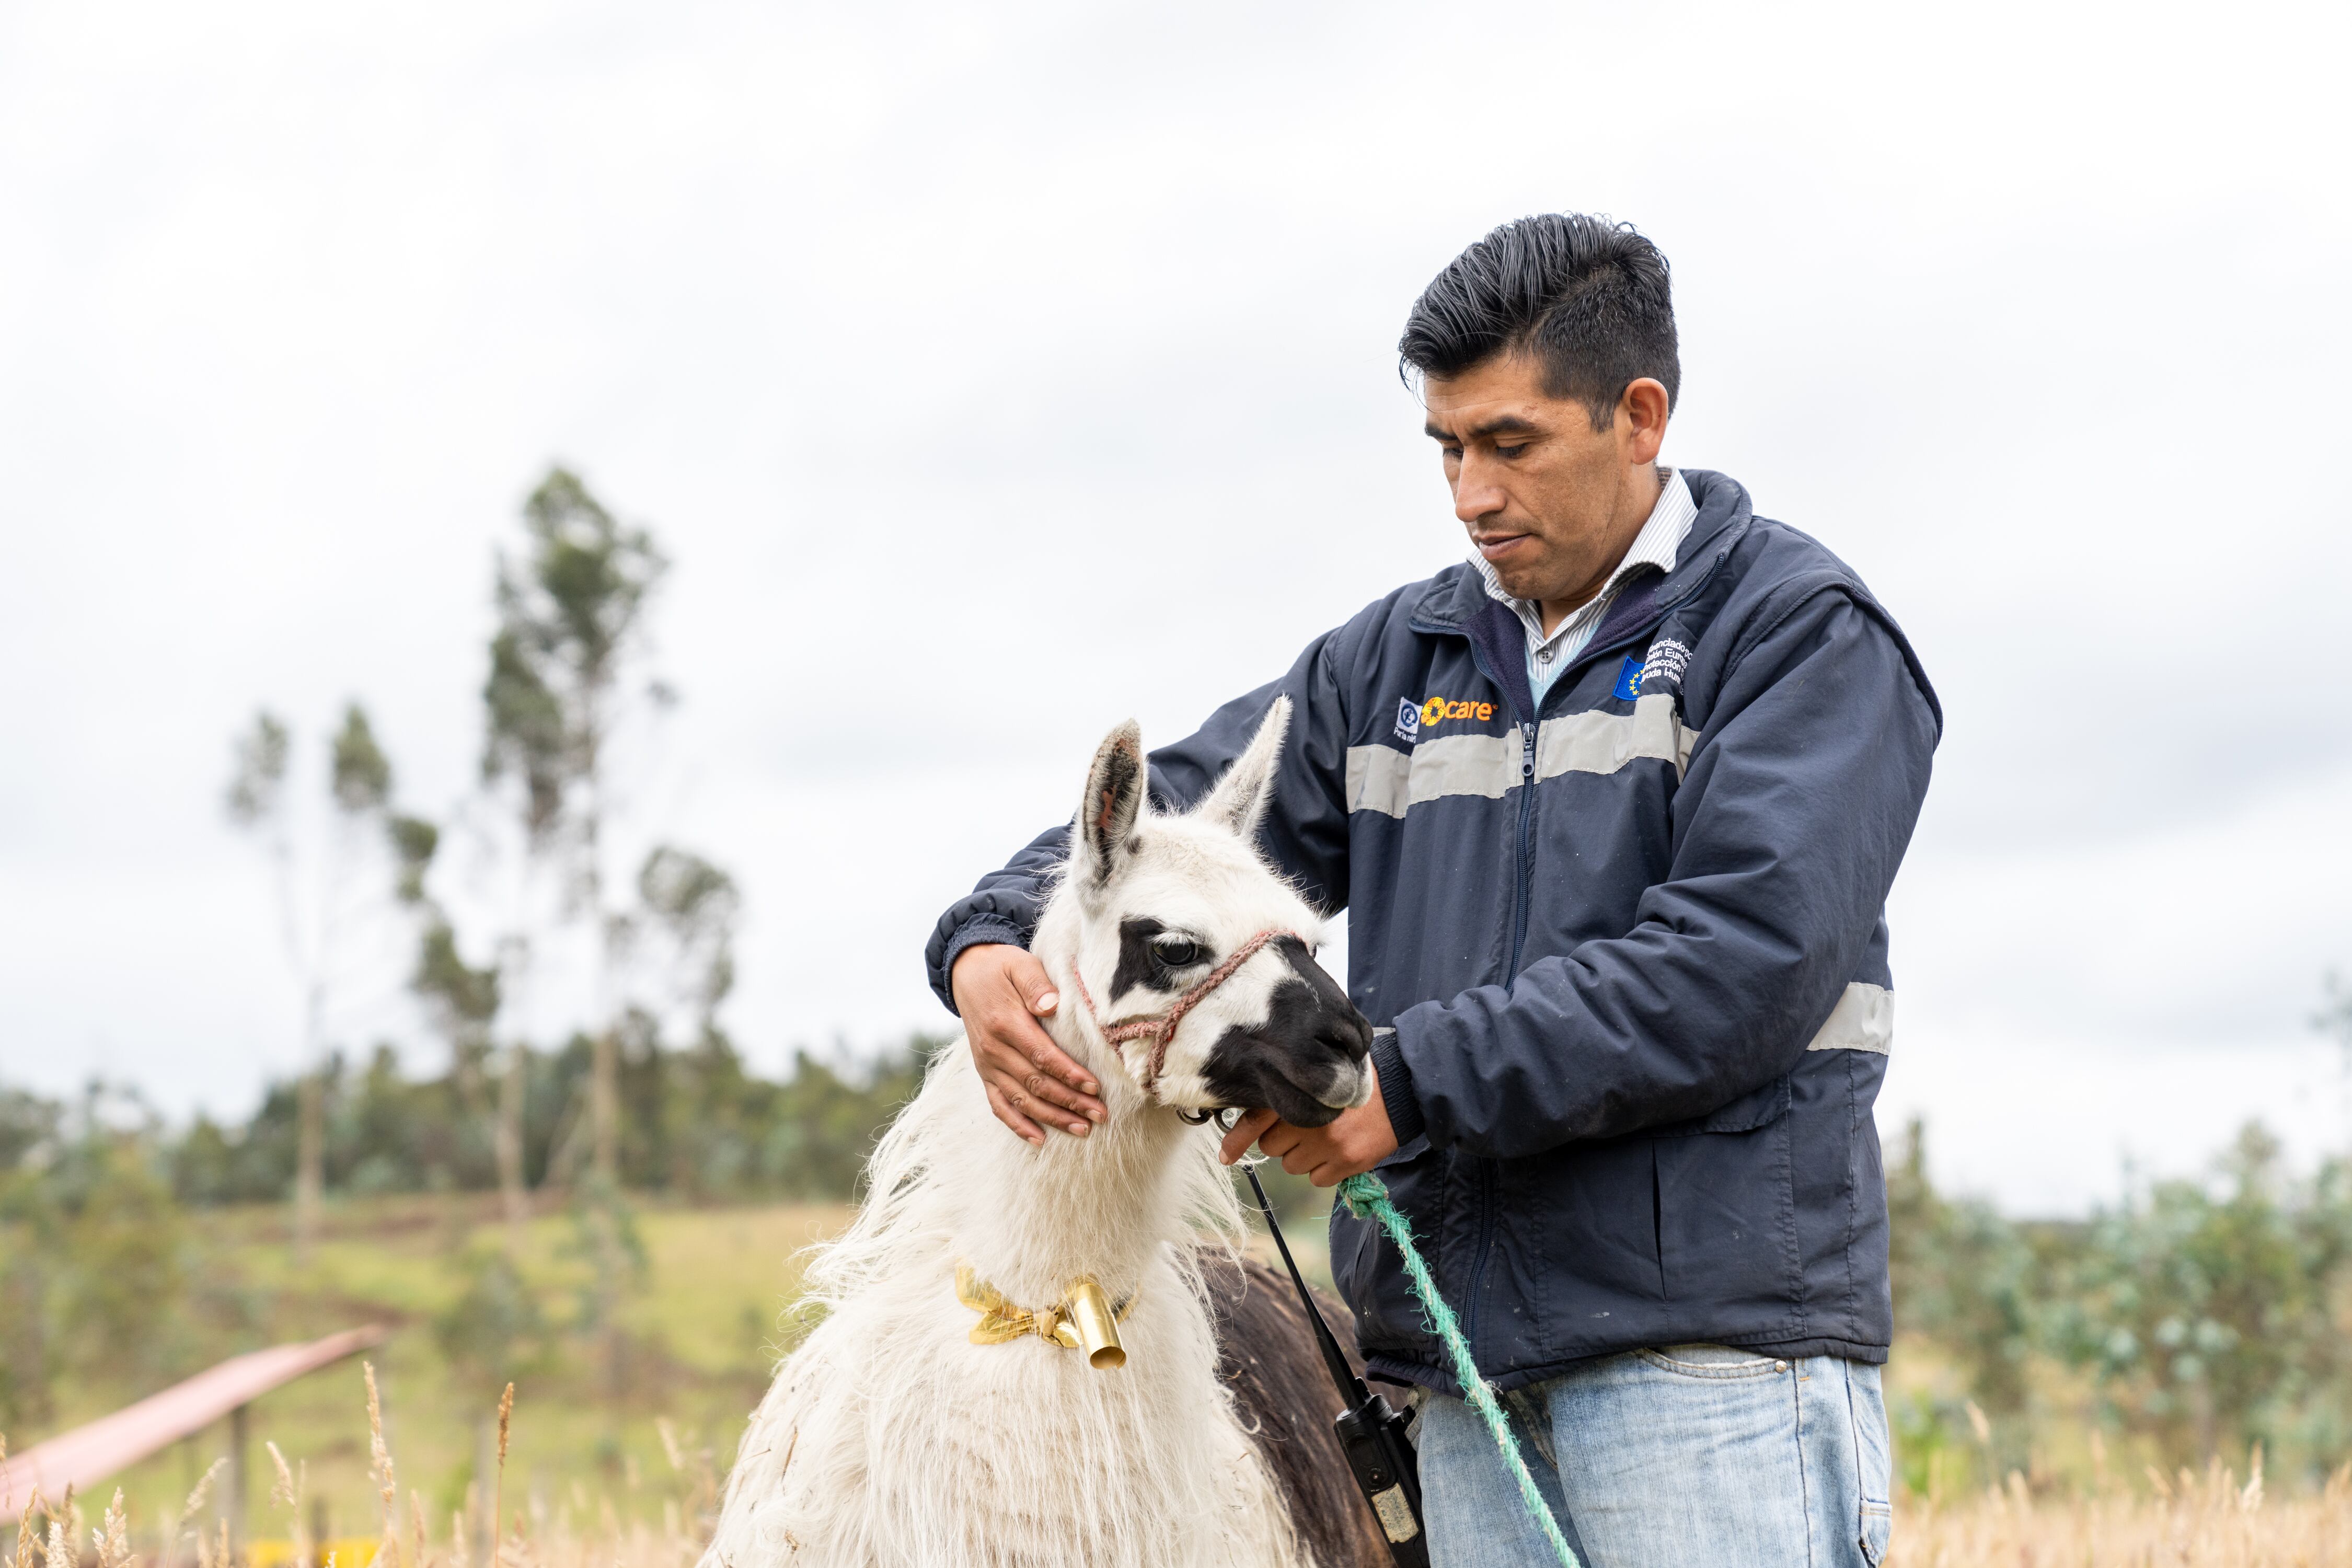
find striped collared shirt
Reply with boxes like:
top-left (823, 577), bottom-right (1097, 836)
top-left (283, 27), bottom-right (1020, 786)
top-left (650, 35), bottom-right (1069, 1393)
top-left (1470, 467), bottom-right (1698, 707)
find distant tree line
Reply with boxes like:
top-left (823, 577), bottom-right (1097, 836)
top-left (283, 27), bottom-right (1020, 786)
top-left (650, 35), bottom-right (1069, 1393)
top-left (174, 1028), bottom-right (935, 1207)
top-left (7, 1031), bottom-right (932, 1216)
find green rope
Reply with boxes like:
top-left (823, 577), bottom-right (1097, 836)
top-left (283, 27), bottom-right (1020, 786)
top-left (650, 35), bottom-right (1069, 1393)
top-left (1336, 1171), bottom-right (1581, 1568)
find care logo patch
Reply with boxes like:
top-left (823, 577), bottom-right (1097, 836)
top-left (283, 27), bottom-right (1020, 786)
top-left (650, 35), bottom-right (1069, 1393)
top-left (1613, 656), bottom-right (1644, 701)
top-left (1397, 696), bottom-right (1494, 743)
top-left (1414, 696), bottom-right (1495, 729)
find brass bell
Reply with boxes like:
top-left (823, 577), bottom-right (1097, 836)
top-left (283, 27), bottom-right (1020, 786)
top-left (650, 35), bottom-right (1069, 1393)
top-left (1062, 1277), bottom-right (1126, 1369)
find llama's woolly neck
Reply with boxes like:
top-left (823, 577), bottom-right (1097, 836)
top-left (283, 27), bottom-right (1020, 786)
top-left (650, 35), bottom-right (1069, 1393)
top-left (950, 1057), bottom-right (1196, 1304)
top-left (942, 913), bottom-right (1211, 1302)
top-left (798, 911), bottom-right (1241, 1322)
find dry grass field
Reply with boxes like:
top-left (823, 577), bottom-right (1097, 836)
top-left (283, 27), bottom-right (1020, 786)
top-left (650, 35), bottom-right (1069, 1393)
top-left (25, 1445), bottom-right (2352, 1568)
top-left (11, 1192), bottom-right (2352, 1567)
top-left (1893, 1467), bottom-right (2352, 1565)
top-left (3, 1194), bottom-right (854, 1554)
top-left (16, 1370), bottom-right (2352, 1568)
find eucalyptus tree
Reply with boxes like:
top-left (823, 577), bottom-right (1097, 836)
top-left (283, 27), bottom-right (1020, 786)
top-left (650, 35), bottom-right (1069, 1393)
top-left (390, 815), bottom-right (522, 1237)
top-left (632, 844), bottom-right (740, 1040)
top-left (480, 467), bottom-right (668, 1189)
top-left (2320, 972), bottom-right (2352, 1148)
top-left (224, 702), bottom-right (397, 1260)
top-left (324, 707), bottom-right (394, 1222)
top-left (480, 467), bottom-right (668, 1399)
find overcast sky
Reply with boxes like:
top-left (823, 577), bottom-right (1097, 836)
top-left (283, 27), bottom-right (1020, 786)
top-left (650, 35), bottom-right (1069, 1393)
top-left (3, 0), bottom-right (2346, 1213)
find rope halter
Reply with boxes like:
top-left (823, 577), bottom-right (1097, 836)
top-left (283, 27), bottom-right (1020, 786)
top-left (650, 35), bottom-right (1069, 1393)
top-left (1069, 928), bottom-right (1301, 1099)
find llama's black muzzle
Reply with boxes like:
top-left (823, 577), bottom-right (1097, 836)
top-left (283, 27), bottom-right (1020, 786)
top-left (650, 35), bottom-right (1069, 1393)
top-left (1197, 936), bottom-right (1374, 1128)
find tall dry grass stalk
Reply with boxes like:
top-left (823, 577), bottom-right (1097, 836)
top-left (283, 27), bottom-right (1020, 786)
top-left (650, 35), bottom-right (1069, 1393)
top-left (362, 1364), bottom-right (399, 1568)
top-left (97, 1489), bottom-right (131, 1568)
top-left (490, 1383), bottom-right (511, 1568)
top-left (263, 1442), bottom-right (305, 1568)
top-left (159, 1458), bottom-right (228, 1568)
top-left (45, 1483), bottom-right (78, 1568)
top-left (10, 1437), bottom-right (39, 1568)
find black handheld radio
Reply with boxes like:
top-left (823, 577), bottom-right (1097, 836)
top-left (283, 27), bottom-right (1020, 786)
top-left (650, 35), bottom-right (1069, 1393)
top-left (1240, 1161), bottom-right (1428, 1566)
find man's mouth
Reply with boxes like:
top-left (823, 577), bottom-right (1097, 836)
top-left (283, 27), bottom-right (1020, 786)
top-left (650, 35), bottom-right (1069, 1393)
top-left (1473, 532), bottom-right (1530, 562)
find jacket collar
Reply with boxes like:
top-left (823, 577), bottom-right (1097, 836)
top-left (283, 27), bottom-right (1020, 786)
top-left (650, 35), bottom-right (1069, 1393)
top-left (1410, 468), bottom-right (1755, 635)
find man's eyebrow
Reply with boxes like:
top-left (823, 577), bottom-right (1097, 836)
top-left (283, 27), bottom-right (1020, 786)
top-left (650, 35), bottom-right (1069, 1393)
top-left (1424, 413), bottom-right (1542, 442)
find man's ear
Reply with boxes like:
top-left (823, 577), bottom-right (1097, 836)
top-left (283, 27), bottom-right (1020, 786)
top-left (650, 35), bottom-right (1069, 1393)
top-left (1193, 696), bottom-right (1289, 841)
top-left (1072, 720), bottom-right (1146, 890)
top-left (1621, 377), bottom-right (1670, 467)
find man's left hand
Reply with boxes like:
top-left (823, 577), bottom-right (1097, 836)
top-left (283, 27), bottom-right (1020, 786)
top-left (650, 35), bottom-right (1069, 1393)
top-left (1217, 1070), bottom-right (1399, 1185)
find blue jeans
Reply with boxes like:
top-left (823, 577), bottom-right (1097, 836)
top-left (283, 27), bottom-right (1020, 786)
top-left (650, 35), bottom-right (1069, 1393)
top-left (1416, 1347), bottom-right (1893, 1567)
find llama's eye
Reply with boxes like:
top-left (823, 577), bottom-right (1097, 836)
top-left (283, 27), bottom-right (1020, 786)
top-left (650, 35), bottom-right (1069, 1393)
top-left (1152, 936), bottom-right (1205, 969)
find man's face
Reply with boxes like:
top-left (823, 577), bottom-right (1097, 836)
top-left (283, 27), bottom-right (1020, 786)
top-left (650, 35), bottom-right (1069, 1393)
top-left (1422, 352), bottom-right (1662, 608)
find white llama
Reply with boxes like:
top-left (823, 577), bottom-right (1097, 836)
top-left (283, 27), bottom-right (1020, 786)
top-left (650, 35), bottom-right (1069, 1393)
top-left (702, 699), bottom-right (1385, 1568)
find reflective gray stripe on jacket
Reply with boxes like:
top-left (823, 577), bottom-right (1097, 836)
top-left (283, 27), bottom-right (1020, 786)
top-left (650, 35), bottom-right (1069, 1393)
top-left (924, 470), bottom-right (1941, 1394)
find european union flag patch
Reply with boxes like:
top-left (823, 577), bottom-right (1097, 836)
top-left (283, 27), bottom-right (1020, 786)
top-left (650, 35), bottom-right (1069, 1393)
top-left (1613, 654), bottom-right (1644, 701)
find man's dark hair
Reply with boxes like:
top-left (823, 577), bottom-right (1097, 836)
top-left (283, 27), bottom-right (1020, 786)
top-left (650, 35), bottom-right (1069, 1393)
top-left (1398, 214), bottom-right (1679, 432)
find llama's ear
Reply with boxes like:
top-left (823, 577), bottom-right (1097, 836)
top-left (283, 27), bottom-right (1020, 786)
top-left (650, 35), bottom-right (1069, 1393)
top-left (1073, 720), bottom-right (1147, 889)
top-left (1193, 696), bottom-right (1289, 841)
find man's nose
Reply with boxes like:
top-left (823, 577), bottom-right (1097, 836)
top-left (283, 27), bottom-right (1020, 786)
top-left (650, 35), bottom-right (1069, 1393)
top-left (1452, 457), bottom-right (1505, 524)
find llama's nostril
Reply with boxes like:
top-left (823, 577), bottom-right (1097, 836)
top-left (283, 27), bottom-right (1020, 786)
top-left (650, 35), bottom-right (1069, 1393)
top-left (1320, 1024), bottom-right (1366, 1060)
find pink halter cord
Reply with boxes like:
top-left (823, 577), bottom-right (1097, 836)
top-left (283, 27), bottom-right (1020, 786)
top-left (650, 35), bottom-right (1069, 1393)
top-left (1070, 928), bottom-right (1300, 1097)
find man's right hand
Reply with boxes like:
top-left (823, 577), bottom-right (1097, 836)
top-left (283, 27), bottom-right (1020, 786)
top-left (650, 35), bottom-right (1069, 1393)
top-left (951, 942), bottom-right (1109, 1145)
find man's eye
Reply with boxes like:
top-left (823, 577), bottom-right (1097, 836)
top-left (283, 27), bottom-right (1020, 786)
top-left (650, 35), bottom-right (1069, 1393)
top-left (1153, 938), bottom-right (1205, 969)
top-left (1495, 443), bottom-right (1527, 459)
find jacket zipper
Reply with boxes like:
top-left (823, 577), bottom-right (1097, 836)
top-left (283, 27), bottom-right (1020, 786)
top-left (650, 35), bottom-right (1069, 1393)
top-left (1506, 615), bottom-right (1654, 972)
top-left (1472, 719), bottom-right (1537, 1350)
top-left (1507, 720), bottom-right (1537, 972)
top-left (1459, 607), bottom-right (1669, 1356)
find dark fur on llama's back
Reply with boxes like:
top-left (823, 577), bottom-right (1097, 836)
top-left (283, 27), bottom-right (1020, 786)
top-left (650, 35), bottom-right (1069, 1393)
top-left (1204, 1251), bottom-right (1396, 1568)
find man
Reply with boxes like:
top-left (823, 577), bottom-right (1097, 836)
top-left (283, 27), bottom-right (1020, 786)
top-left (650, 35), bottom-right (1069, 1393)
top-left (926, 214), bottom-right (1937, 1566)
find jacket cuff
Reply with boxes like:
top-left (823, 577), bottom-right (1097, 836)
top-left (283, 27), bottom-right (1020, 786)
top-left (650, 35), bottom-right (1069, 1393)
top-left (931, 916), bottom-right (1030, 1014)
top-left (1369, 1028), bottom-right (1424, 1147)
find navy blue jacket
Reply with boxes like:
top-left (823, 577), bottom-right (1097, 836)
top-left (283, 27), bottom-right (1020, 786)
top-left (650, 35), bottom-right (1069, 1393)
top-left (925, 471), bottom-right (1940, 1393)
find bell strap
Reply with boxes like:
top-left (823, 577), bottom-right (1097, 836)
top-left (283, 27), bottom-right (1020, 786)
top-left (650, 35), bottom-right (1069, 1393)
top-left (956, 1263), bottom-right (1134, 1349)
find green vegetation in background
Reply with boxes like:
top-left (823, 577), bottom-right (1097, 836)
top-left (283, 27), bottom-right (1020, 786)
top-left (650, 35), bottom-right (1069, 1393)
top-left (3, 1190), bottom-right (848, 1555)
top-left (0, 1036), bottom-right (932, 1443)
top-left (1886, 1117), bottom-right (2352, 1496)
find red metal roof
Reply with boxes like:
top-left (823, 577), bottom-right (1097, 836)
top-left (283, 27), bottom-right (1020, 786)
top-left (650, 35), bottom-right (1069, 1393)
top-left (0, 1326), bottom-right (387, 1515)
